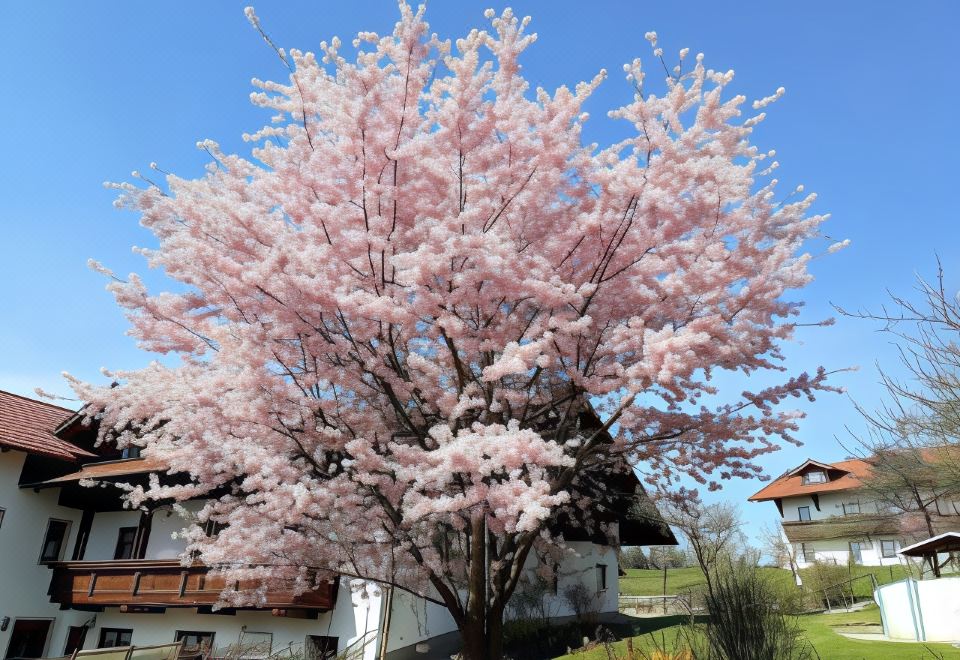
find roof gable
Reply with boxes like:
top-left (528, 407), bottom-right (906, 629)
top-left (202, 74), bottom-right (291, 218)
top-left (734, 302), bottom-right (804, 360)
top-left (785, 459), bottom-right (838, 477)
top-left (748, 457), bottom-right (871, 502)
top-left (0, 390), bottom-right (94, 461)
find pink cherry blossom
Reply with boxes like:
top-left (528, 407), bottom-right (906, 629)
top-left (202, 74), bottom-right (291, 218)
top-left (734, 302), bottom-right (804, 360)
top-left (68, 5), bottom-right (835, 658)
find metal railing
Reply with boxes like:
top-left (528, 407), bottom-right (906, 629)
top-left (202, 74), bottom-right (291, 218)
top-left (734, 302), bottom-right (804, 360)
top-left (815, 572), bottom-right (880, 612)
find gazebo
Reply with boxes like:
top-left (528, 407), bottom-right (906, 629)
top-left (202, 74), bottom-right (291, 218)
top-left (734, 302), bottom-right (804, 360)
top-left (899, 531), bottom-right (960, 577)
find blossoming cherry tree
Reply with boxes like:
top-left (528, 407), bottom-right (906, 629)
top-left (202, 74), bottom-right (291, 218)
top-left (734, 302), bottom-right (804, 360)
top-left (70, 5), bottom-right (834, 659)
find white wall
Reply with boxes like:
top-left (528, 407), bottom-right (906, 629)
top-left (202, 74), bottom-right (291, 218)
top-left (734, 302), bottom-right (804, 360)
top-left (915, 577), bottom-right (960, 641)
top-left (0, 451), bottom-right (89, 658)
top-left (793, 537), bottom-right (905, 569)
top-left (385, 541), bottom-right (618, 655)
top-left (781, 493), bottom-right (903, 568)
top-left (86, 580), bottom-right (384, 660)
top-left (84, 510), bottom-right (142, 560)
top-left (84, 502), bottom-right (199, 561)
top-left (876, 577), bottom-right (960, 642)
top-left (781, 492), bottom-right (884, 523)
top-left (144, 503), bottom-right (199, 560)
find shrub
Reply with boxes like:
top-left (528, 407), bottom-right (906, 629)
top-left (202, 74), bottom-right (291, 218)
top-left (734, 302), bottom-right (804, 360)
top-left (803, 560), bottom-right (852, 609)
top-left (685, 559), bottom-right (813, 660)
top-left (562, 582), bottom-right (599, 622)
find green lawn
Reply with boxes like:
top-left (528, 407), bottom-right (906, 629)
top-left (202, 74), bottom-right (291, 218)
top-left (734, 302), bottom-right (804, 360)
top-left (619, 564), bottom-right (911, 598)
top-left (555, 605), bottom-right (960, 659)
top-left (560, 566), bottom-right (950, 659)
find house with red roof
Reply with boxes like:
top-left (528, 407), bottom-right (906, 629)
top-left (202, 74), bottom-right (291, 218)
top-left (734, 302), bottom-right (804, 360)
top-left (750, 456), bottom-right (959, 568)
top-left (0, 390), bottom-right (95, 660)
top-left (1, 389), bottom-right (676, 660)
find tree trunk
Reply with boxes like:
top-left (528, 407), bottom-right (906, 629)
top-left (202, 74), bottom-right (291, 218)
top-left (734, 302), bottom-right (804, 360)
top-left (458, 512), bottom-right (506, 660)
top-left (922, 507), bottom-right (936, 538)
top-left (458, 606), bottom-right (504, 660)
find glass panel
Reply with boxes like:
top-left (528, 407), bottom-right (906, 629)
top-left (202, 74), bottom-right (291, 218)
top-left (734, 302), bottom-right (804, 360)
top-left (843, 502), bottom-right (861, 515)
top-left (5, 619), bottom-right (52, 660)
top-left (850, 542), bottom-right (863, 564)
top-left (114, 527), bottom-right (138, 560)
top-left (98, 629), bottom-right (133, 649)
top-left (304, 637), bottom-right (338, 660)
top-left (798, 506), bottom-right (811, 521)
top-left (40, 520), bottom-right (70, 562)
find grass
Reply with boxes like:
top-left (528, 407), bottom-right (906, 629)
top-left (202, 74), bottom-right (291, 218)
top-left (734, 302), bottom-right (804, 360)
top-left (554, 605), bottom-right (960, 659)
top-left (619, 564), bottom-right (911, 598)
top-left (559, 565), bottom-right (951, 659)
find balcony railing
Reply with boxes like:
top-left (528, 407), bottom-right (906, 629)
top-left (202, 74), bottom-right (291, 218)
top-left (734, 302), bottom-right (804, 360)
top-left (781, 514), bottom-right (902, 543)
top-left (782, 511), bottom-right (960, 544)
top-left (46, 560), bottom-right (337, 612)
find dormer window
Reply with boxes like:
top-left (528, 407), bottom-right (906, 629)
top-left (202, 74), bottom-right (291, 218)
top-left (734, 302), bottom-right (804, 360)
top-left (802, 470), bottom-right (827, 485)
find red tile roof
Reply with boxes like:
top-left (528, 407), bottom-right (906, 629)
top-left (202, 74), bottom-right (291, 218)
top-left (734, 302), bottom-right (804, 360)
top-left (748, 458), bottom-right (872, 501)
top-left (0, 389), bottom-right (94, 460)
top-left (38, 456), bottom-right (168, 484)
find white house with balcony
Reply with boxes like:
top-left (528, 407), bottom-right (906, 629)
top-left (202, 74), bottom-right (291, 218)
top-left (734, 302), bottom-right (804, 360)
top-left (749, 458), bottom-right (959, 568)
top-left (1, 389), bottom-right (676, 660)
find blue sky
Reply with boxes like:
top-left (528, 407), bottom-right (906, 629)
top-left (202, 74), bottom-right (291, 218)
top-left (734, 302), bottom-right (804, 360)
top-left (1, 1), bottom-right (957, 544)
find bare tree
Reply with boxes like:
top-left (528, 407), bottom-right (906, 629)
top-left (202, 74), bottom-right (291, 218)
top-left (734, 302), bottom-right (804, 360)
top-left (760, 521), bottom-right (802, 586)
top-left (838, 260), bottom-right (960, 452)
top-left (839, 260), bottom-right (960, 575)
top-left (663, 500), bottom-right (744, 597)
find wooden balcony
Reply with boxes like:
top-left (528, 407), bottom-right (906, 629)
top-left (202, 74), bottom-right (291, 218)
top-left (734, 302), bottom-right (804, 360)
top-left (46, 560), bottom-right (337, 613)
top-left (781, 514), bottom-right (902, 543)
top-left (781, 511), bottom-right (959, 544)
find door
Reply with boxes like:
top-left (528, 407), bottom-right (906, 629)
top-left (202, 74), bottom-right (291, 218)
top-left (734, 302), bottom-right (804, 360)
top-left (4, 619), bottom-right (52, 660)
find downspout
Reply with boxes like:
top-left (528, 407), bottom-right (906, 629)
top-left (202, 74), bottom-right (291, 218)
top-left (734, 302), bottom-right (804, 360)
top-left (376, 585), bottom-right (395, 660)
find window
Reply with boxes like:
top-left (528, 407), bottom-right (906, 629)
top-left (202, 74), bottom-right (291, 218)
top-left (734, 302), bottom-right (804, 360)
top-left (63, 626), bottom-right (88, 656)
top-left (849, 541), bottom-right (863, 565)
top-left (114, 527), bottom-right (138, 560)
top-left (881, 540), bottom-right (897, 558)
top-left (176, 631), bottom-right (215, 654)
top-left (797, 506), bottom-right (811, 522)
top-left (203, 519), bottom-right (225, 538)
top-left (39, 519), bottom-right (71, 563)
top-left (800, 543), bottom-right (816, 562)
top-left (0, 507), bottom-right (5, 529)
top-left (305, 636), bottom-right (338, 660)
top-left (98, 629), bottom-right (133, 649)
top-left (842, 501), bottom-right (861, 516)
top-left (596, 564), bottom-right (608, 593)
top-left (5, 619), bottom-right (53, 660)
top-left (802, 470), bottom-right (827, 485)
top-left (121, 446), bottom-right (141, 459)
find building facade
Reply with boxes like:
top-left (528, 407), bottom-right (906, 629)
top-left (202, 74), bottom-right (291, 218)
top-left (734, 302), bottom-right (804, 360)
top-left (1, 390), bottom-right (675, 660)
top-left (749, 457), bottom-right (959, 569)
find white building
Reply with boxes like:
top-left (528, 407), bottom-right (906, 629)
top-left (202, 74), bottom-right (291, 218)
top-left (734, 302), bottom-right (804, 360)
top-left (1, 390), bottom-right (675, 660)
top-left (749, 457), bottom-right (958, 568)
